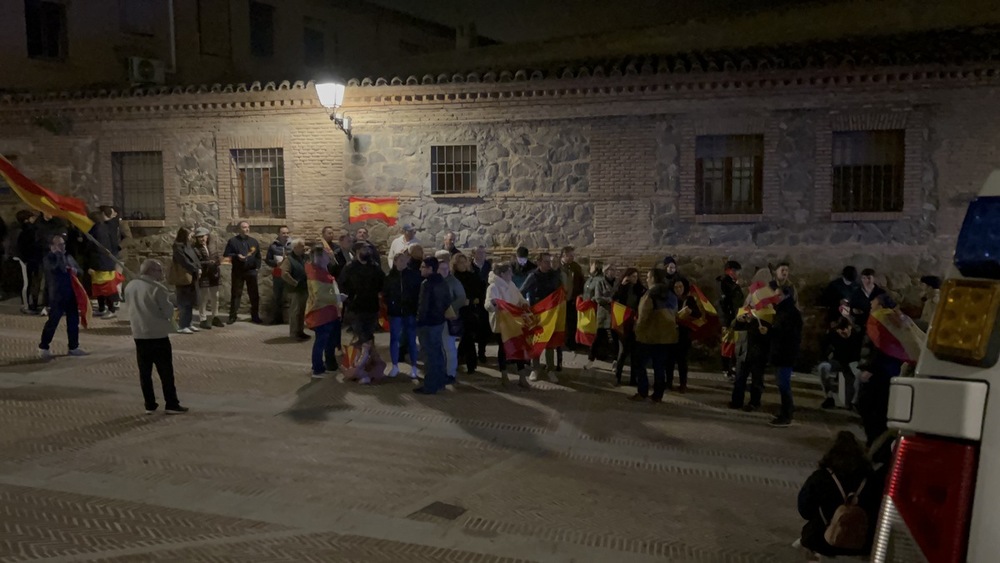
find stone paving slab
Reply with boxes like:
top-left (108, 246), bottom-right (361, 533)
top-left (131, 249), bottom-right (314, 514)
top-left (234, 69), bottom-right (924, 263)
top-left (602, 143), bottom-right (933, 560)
top-left (0, 301), bottom-right (861, 562)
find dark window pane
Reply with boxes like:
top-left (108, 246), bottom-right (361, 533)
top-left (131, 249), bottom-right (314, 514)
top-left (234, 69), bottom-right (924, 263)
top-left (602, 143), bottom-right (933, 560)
top-left (430, 145), bottom-right (477, 195)
top-left (198, 0), bottom-right (231, 57)
top-left (832, 130), bottom-right (905, 213)
top-left (249, 1), bottom-right (274, 58)
top-left (303, 25), bottom-right (324, 66)
top-left (25, 0), bottom-right (67, 59)
top-left (112, 152), bottom-right (165, 220)
top-left (694, 135), bottom-right (764, 215)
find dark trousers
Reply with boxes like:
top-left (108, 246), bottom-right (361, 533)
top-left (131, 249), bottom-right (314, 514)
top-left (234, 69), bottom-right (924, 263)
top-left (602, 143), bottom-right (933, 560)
top-left (458, 310), bottom-right (478, 372)
top-left (25, 262), bottom-right (41, 309)
top-left (671, 329), bottom-right (691, 388)
top-left (776, 366), bottom-right (794, 419)
top-left (135, 337), bottom-right (180, 410)
top-left (564, 304), bottom-right (578, 350)
top-left (496, 333), bottom-right (526, 373)
top-left (731, 353), bottom-right (767, 408)
top-left (39, 298), bottom-right (79, 351)
top-left (229, 270), bottom-right (260, 320)
top-left (324, 318), bottom-right (343, 370)
top-left (271, 277), bottom-right (285, 325)
top-left (176, 284), bottom-right (196, 329)
top-left (475, 305), bottom-right (491, 360)
top-left (615, 331), bottom-right (635, 383)
top-left (859, 373), bottom-right (893, 447)
top-left (588, 328), bottom-right (613, 362)
top-left (97, 296), bottom-right (118, 313)
top-left (633, 342), bottom-right (674, 400)
top-left (312, 322), bottom-right (335, 375)
top-left (419, 324), bottom-right (447, 393)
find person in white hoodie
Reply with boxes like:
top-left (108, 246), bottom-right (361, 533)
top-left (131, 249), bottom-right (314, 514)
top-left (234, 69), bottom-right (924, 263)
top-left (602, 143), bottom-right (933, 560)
top-left (124, 259), bottom-right (188, 415)
top-left (484, 263), bottom-right (531, 388)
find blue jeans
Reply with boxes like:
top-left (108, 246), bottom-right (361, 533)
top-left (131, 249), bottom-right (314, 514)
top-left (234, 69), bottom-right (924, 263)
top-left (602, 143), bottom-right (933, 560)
top-left (323, 318), bottom-right (342, 370)
top-left (40, 298), bottom-right (80, 351)
top-left (419, 324), bottom-right (446, 393)
top-left (776, 366), bottom-right (794, 419)
top-left (444, 331), bottom-right (458, 378)
top-left (312, 322), bottom-right (335, 375)
top-left (390, 315), bottom-right (417, 366)
top-left (633, 342), bottom-right (672, 399)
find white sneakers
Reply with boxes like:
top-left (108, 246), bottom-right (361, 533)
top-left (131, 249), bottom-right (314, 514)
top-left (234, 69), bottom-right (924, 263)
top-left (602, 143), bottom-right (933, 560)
top-left (528, 371), bottom-right (539, 382)
top-left (584, 360), bottom-right (594, 370)
top-left (547, 372), bottom-right (559, 383)
top-left (189, 325), bottom-right (200, 332)
top-left (67, 348), bottom-right (88, 357)
top-left (37, 347), bottom-right (52, 359)
top-left (38, 347), bottom-right (87, 358)
top-left (177, 327), bottom-right (194, 334)
top-left (387, 365), bottom-right (400, 378)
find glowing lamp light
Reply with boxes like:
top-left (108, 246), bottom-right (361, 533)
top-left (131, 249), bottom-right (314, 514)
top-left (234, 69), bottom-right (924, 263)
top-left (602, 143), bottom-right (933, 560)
top-left (315, 82), bottom-right (346, 109)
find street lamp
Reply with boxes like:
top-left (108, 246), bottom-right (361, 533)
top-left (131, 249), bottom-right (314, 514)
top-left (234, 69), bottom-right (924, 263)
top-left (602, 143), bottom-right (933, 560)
top-left (315, 82), bottom-right (351, 140)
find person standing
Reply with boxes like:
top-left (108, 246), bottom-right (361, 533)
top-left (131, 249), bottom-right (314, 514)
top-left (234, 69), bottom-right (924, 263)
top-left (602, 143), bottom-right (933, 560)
top-left (520, 252), bottom-right (562, 382)
top-left (384, 251), bottom-right (421, 379)
top-left (435, 249), bottom-right (467, 384)
top-left (35, 213), bottom-right (68, 315)
top-left (124, 259), bottom-right (187, 414)
top-left (768, 287), bottom-right (803, 427)
top-left (265, 226), bottom-right (292, 326)
top-left (717, 260), bottom-right (744, 380)
top-left (329, 233), bottom-right (354, 279)
top-left (612, 268), bottom-right (645, 385)
top-left (169, 227), bottom-right (201, 334)
top-left (672, 276), bottom-right (702, 393)
top-left (388, 224), bottom-right (419, 266)
top-left (414, 256), bottom-right (451, 395)
top-left (280, 238), bottom-right (310, 340)
top-left (223, 221), bottom-right (262, 324)
top-left (558, 246), bottom-right (585, 365)
top-left (453, 253), bottom-right (483, 375)
top-left (355, 227), bottom-right (382, 270)
top-left (582, 261), bottom-right (616, 369)
top-left (338, 244), bottom-right (385, 345)
top-left (443, 231), bottom-right (460, 255)
top-left (193, 228), bottom-right (223, 330)
top-left (917, 275), bottom-right (941, 332)
top-left (471, 245), bottom-right (493, 363)
top-left (820, 266), bottom-right (859, 325)
top-left (37, 235), bottom-right (87, 359)
top-left (511, 246), bottom-right (537, 289)
top-left (661, 256), bottom-right (680, 286)
top-left (305, 246), bottom-right (342, 378)
top-left (485, 263), bottom-right (531, 388)
top-left (86, 210), bottom-right (121, 319)
top-left (629, 269), bottom-right (677, 403)
top-left (16, 210), bottom-right (42, 314)
top-left (858, 294), bottom-right (908, 447)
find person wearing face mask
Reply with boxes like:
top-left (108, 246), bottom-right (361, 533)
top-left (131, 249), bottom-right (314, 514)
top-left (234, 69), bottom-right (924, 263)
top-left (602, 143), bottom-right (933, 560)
top-left (511, 246), bottom-right (537, 289)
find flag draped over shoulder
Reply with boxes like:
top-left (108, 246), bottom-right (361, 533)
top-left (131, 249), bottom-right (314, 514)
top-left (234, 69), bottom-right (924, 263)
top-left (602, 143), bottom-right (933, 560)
top-left (0, 155), bottom-right (93, 232)
top-left (348, 197), bottom-right (398, 226)
top-left (90, 270), bottom-right (124, 298)
top-left (530, 287), bottom-right (566, 356)
top-left (610, 301), bottom-right (635, 335)
top-left (745, 268), bottom-right (781, 324)
top-left (866, 308), bottom-right (924, 364)
top-left (575, 296), bottom-right (598, 347)
top-left (70, 272), bottom-right (92, 329)
top-left (495, 300), bottom-right (537, 362)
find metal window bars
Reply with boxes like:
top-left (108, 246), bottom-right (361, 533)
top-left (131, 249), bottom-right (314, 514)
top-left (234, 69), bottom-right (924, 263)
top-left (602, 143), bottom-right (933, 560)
top-left (112, 151), bottom-right (165, 220)
top-left (695, 135), bottom-right (764, 215)
top-left (231, 148), bottom-right (285, 217)
top-left (832, 130), bottom-right (905, 213)
top-left (430, 145), bottom-right (477, 195)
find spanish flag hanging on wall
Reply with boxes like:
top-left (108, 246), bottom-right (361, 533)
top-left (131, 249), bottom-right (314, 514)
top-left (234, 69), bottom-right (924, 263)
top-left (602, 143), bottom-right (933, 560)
top-left (0, 155), bottom-right (93, 232)
top-left (866, 308), bottom-right (924, 364)
top-left (575, 296), bottom-right (598, 347)
top-left (530, 287), bottom-right (566, 356)
top-left (610, 301), bottom-right (635, 335)
top-left (349, 197), bottom-right (399, 226)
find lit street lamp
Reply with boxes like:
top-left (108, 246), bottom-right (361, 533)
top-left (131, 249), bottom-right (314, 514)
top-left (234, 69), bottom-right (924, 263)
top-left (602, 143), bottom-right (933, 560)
top-left (316, 82), bottom-right (351, 140)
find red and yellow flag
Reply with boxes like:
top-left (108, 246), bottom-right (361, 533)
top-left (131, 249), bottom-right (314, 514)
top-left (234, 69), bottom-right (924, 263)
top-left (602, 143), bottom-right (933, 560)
top-left (0, 155), bottom-right (93, 233)
top-left (866, 308), bottom-right (924, 364)
top-left (610, 301), bottom-right (635, 335)
top-left (378, 295), bottom-right (390, 332)
top-left (90, 270), bottom-right (124, 298)
top-left (495, 300), bottom-right (537, 362)
top-left (678, 283), bottom-right (720, 338)
top-left (349, 197), bottom-right (398, 226)
top-left (745, 269), bottom-right (781, 324)
top-left (70, 271), bottom-right (92, 329)
top-left (530, 287), bottom-right (566, 356)
top-left (575, 296), bottom-right (598, 347)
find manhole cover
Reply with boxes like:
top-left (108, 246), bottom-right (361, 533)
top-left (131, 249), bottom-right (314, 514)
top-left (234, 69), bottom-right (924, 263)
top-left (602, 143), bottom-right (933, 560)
top-left (411, 501), bottom-right (467, 520)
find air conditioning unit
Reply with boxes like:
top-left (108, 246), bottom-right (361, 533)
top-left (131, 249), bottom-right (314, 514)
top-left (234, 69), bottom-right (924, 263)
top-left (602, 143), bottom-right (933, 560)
top-left (128, 57), bottom-right (166, 85)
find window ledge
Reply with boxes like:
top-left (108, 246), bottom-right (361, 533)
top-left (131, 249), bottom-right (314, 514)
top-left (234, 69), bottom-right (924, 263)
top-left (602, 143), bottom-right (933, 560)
top-left (233, 217), bottom-right (288, 227)
top-left (430, 193), bottom-right (480, 200)
top-left (830, 212), bottom-right (905, 222)
top-left (125, 219), bottom-right (166, 228)
top-left (692, 213), bottom-right (765, 224)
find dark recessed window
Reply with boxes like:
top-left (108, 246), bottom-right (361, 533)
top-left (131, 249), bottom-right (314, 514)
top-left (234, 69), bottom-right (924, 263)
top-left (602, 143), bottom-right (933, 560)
top-left (303, 21), bottom-right (324, 66)
top-left (120, 0), bottom-right (157, 36)
top-left (695, 135), bottom-right (764, 215)
top-left (431, 145), bottom-right (477, 195)
top-left (231, 148), bottom-right (285, 217)
top-left (832, 130), bottom-right (905, 213)
top-left (198, 0), bottom-right (231, 57)
top-left (248, 1), bottom-right (274, 58)
top-left (24, 0), bottom-right (68, 60)
top-left (112, 152), bottom-right (165, 220)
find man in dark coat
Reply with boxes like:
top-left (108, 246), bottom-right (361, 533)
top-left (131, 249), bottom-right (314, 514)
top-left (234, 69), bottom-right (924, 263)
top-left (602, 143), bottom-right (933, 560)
top-left (768, 287), bottom-right (803, 427)
top-left (414, 256), bottom-right (451, 395)
top-left (264, 225), bottom-right (291, 325)
top-left (521, 252), bottom-right (563, 382)
top-left (223, 221), bottom-right (262, 324)
top-left (338, 244), bottom-right (385, 344)
top-left (38, 235), bottom-right (87, 359)
top-left (717, 260), bottom-right (744, 379)
top-left (511, 246), bottom-right (537, 290)
top-left (820, 266), bottom-right (859, 325)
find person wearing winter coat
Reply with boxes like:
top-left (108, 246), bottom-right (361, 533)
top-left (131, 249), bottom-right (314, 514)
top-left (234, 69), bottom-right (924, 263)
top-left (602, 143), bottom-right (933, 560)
top-left (817, 317), bottom-right (863, 410)
top-left (612, 268), bottom-right (646, 386)
top-left (917, 275), bottom-right (941, 332)
top-left (820, 266), bottom-right (859, 326)
top-left (511, 246), bottom-right (537, 289)
top-left (16, 210), bottom-right (42, 314)
top-left (730, 306), bottom-right (773, 412)
top-left (279, 239), bottom-right (309, 340)
top-left (193, 228), bottom-right (223, 330)
top-left (672, 276), bottom-right (702, 393)
top-left (384, 251), bottom-right (422, 379)
top-left (857, 294), bottom-right (909, 447)
top-left (717, 260), bottom-right (744, 379)
top-left (37, 235), bottom-right (87, 359)
top-left (520, 252), bottom-right (562, 382)
top-left (453, 253), bottom-right (484, 375)
top-left (582, 261), bottom-right (616, 367)
top-left (849, 268), bottom-right (886, 329)
top-left (797, 431), bottom-right (879, 559)
top-left (435, 250), bottom-right (468, 383)
top-left (86, 211), bottom-right (121, 318)
top-left (768, 286), bottom-right (803, 427)
top-left (223, 221), bottom-right (263, 324)
top-left (338, 244), bottom-right (386, 344)
top-left (305, 246), bottom-right (342, 378)
top-left (414, 256), bottom-right (452, 395)
top-left (629, 269), bottom-right (678, 403)
top-left (558, 246), bottom-right (586, 364)
top-left (485, 263), bottom-right (531, 388)
top-left (169, 228), bottom-right (201, 334)
top-left (264, 226), bottom-right (292, 326)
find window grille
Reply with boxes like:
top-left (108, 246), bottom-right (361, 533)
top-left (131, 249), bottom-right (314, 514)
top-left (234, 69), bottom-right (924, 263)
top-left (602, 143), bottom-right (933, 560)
top-left (430, 145), bottom-right (477, 195)
top-left (832, 130), bottom-right (905, 213)
top-left (112, 152), bottom-right (165, 220)
top-left (231, 148), bottom-right (285, 217)
top-left (695, 135), bottom-right (764, 215)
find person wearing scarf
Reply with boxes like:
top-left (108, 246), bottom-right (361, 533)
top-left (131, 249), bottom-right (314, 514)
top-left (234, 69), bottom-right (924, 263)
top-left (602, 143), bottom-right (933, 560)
top-left (305, 246), bottom-right (342, 378)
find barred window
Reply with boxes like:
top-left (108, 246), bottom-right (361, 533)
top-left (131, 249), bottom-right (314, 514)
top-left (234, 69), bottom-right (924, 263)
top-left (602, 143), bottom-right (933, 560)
top-left (112, 152), bottom-right (165, 220)
top-left (695, 135), bottom-right (763, 215)
top-left (231, 148), bottom-right (285, 217)
top-left (25, 0), bottom-right (68, 60)
top-left (430, 145), bottom-right (477, 195)
top-left (832, 130), bottom-right (904, 213)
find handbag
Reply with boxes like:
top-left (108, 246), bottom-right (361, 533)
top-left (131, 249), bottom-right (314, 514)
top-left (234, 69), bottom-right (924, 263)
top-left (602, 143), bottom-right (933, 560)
top-left (167, 263), bottom-right (193, 286)
top-left (447, 316), bottom-right (464, 336)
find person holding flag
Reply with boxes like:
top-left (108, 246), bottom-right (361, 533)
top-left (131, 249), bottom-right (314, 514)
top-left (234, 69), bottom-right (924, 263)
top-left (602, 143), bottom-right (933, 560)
top-left (37, 235), bottom-right (88, 359)
top-left (485, 263), bottom-right (531, 388)
top-left (611, 268), bottom-right (645, 386)
top-left (582, 261), bottom-right (616, 369)
top-left (520, 252), bottom-right (563, 383)
top-left (729, 267), bottom-right (780, 411)
top-left (629, 269), bottom-right (678, 403)
top-left (767, 286), bottom-right (803, 428)
top-left (672, 276), bottom-right (703, 393)
top-left (717, 260), bottom-right (744, 380)
top-left (87, 210), bottom-right (123, 319)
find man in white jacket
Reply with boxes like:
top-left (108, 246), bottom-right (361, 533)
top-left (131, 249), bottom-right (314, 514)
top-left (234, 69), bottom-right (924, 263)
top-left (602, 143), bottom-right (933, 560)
top-left (124, 259), bottom-right (188, 415)
top-left (485, 263), bottom-right (531, 388)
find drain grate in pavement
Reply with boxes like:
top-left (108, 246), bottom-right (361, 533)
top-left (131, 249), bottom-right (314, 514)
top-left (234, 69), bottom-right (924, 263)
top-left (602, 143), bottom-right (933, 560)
top-left (410, 501), bottom-right (467, 521)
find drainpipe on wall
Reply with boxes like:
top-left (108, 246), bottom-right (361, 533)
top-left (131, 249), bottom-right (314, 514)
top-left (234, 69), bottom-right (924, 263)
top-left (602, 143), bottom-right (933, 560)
top-left (167, 0), bottom-right (177, 74)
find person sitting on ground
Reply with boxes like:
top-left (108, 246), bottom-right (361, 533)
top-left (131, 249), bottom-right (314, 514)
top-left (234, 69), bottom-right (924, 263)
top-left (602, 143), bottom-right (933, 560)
top-left (797, 431), bottom-right (880, 559)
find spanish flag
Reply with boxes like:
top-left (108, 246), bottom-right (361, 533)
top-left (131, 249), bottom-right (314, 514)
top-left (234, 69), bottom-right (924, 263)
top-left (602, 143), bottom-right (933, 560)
top-left (90, 270), bottom-right (124, 298)
top-left (575, 296), bottom-right (598, 347)
top-left (745, 268), bottom-right (781, 324)
top-left (0, 155), bottom-right (93, 232)
top-left (71, 271), bottom-right (92, 329)
top-left (678, 283), bottom-right (720, 338)
top-left (349, 197), bottom-right (398, 226)
top-left (496, 300), bottom-right (537, 362)
top-left (530, 287), bottom-right (566, 356)
top-left (610, 301), bottom-right (635, 335)
top-left (378, 295), bottom-right (390, 332)
top-left (866, 308), bottom-right (924, 364)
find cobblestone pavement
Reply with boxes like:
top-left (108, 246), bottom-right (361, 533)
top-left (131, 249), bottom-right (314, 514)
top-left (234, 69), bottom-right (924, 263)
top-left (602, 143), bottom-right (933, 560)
top-left (0, 301), bottom-right (864, 562)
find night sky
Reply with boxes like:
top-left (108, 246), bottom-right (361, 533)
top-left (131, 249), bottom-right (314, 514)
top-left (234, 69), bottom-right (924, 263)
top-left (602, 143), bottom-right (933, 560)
top-left (367, 0), bottom-right (819, 43)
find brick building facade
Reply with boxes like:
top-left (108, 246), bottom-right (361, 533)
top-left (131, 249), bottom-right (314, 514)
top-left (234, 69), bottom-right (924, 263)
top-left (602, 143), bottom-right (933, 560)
top-left (2, 24), bottom-right (1000, 361)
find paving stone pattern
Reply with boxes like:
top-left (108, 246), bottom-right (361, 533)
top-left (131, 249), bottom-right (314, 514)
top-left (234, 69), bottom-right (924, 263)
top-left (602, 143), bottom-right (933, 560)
top-left (0, 301), bottom-right (863, 562)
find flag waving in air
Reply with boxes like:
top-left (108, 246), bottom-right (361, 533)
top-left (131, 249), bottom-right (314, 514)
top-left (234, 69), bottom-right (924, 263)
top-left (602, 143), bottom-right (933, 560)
top-left (866, 308), bottom-right (924, 364)
top-left (678, 283), bottom-right (720, 339)
top-left (0, 154), bottom-right (93, 232)
top-left (70, 271), bottom-right (93, 329)
top-left (349, 197), bottom-right (399, 226)
top-left (575, 296), bottom-right (598, 347)
top-left (90, 270), bottom-right (124, 298)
